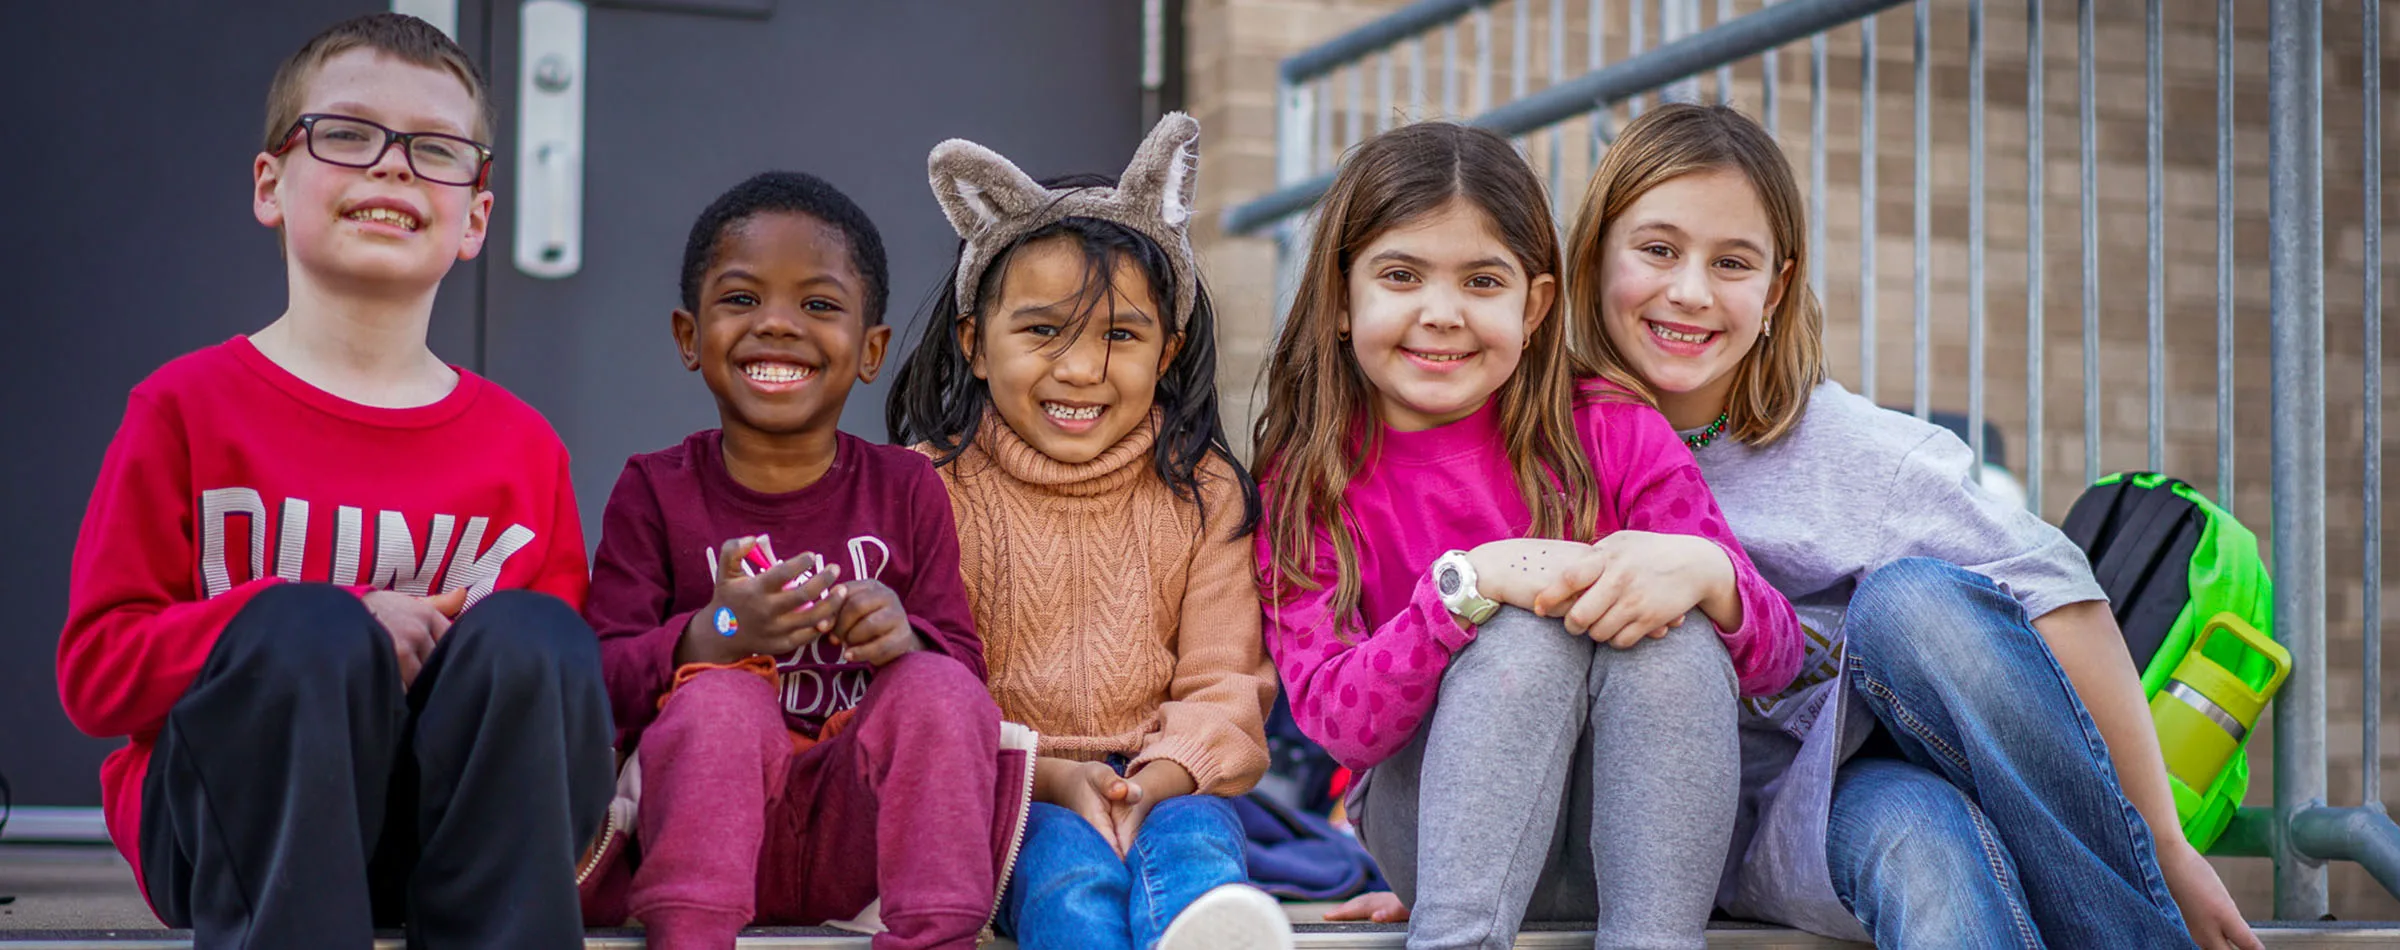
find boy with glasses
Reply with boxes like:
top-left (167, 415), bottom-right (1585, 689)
top-left (56, 13), bottom-right (613, 948)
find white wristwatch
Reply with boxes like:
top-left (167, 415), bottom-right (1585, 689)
top-left (1432, 550), bottom-right (1500, 626)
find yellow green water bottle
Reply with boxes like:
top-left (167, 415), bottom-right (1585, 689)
top-left (2151, 613), bottom-right (2292, 793)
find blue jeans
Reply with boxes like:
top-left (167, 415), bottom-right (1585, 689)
top-left (1824, 557), bottom-right (2197, 950)
top-left (995, 794), bottom-right (1249, 950)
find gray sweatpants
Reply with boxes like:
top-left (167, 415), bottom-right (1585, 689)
top-left (1356, 607), bottom-right (1740, 950)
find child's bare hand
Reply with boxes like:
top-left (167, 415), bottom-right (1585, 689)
top-left (827, 578), bottom-right (922, 666)
top-left (1323, 891), bottom-right (1410, 923)
top-left (678, 537), bottom-right (846, 666)
top-left (2161, 840), bottom-right (2263, 950)
top-left (363, 589), bottom-right (459, 687)
top-left (1459, 539), bottom-right (1586, 609)
top-left (1102, 781), bottom-right (1154, 856)
top-left (425, 587), bottom-right (467, 619)
top-left (1105, 761), bottom-right (1193, 855)
top-left (1036, 758), bottom-right (1138, 857)
top-left (1531, 531), bottom-right (1731, 647)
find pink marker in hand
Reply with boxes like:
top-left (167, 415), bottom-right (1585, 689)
top-left (741, 539), bottom-right (824, 598)
top-left (741, 541), bottom-right (780, 579)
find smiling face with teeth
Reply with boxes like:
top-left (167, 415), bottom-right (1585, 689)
top-left (1593, 168), bottom-right (1790, 430)
top-left (1340, 198), bottom-right (1556, 432)
top-left (962, 235), bottom-right (1181, 465)
top-left (253, 49), bottom-right (492, 294)
top-left (675, 211), bottom-right (889, 472)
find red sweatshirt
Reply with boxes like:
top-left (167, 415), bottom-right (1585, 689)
top-left (57, 336), bottom-right (590, 883)
top-left (583, 429), bottom-right (984, 749)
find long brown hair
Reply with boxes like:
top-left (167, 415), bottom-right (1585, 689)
top-left (1564, 103), bottom-right (1824, 446)
top-left (1254, 122), bottom-right (1599, 630)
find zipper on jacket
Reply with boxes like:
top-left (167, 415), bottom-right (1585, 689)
top-left (983, 720), bottom-right (1042, 936)
top-left (576, 797), bottom-right (632, 886)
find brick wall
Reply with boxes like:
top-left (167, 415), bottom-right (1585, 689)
top-left (1187, 0), bottom-right (2400, 920)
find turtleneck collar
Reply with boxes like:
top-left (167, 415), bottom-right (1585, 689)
top-left (974, 407), bottom-right (1161, 498)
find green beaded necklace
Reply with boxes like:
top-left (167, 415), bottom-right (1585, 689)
top-left (1682, 411), bottom-right (1731, 450)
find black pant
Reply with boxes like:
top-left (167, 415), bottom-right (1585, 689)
top-left (140, 583), bottom-right (614, 949)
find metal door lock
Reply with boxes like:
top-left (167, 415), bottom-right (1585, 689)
top-left (515, 0), bottom-right (586, 278)
top-left (533, 54), bottom-right (574, 94)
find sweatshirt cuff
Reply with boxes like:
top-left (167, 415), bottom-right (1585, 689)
top-left (648, 609), bottom-right (700, 692)
top-left (1132, 732), bottom-right (1244, 798)
top-left (907, 615), bottom-right (955, 659)
top-left (1702, 538), bottom-right (1800, 697)
top-left (1411, 569), bottom-right (1477, 653)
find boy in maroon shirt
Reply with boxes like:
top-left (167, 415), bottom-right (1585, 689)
top-left (581, 172), bottom-right (1005, 950)
top-left (56, 13), bottom-right (613, 949)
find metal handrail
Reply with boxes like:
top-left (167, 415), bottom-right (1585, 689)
top-left (1282, 0), bottom-right (1499, 85)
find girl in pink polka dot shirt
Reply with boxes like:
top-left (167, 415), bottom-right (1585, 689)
top-left (1251, 122), bottom-right (1802, 950)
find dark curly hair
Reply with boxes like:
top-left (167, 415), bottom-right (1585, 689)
top-left (680, 171), bottom-right (890, 325)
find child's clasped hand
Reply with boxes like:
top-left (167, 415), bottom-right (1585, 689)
top-left (823, 577), bottom-right (922, 666)
top-left (364, 587), bottom-right (467, 687)
top-left (677, 536), bottom-right (927, 668)
top-left (1039, 758), bottom-right (1159, 858)
top-left (679, 536), bottom-right (845, 667)
top-left (1530, 531), bottom-right (1730, 647)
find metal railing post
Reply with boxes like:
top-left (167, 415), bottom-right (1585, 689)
top-left (2361, 0), bottom-right (2385, 817)
top-left (1716, 0), bottom-right (1734, 101)
top-left (1861, 10), bottom-right (1879, 404)
top-left (1271, 77), bottom-right (1315, 332)
top-left (2079, 0), bottom-right (2099, 483)
top-left (1912, 0), bottom-right (1928, 421)
top-left (1591, 0), bottom-right (1607, 163)
top-left (1810, 27), bottom-right (1826, 303)
top-left (2217, 0), bottom-right (2234, 507)
top-left (2268, 0), bottom-right (2328, 920)
top-left (2145, 0), bottom-right (2164, 473)
top-left (1968, 0), bottom-right (1985, 478)
top-left (2026, 0), bottom-right (2043, 512)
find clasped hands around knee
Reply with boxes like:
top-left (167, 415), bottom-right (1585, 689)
top-left (1461, 533), bottom-right (1734, 647)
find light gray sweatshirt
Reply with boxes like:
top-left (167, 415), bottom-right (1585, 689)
top-left (1691, 379), bottom-right (2107, 939)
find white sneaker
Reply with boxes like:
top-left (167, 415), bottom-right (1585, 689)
top-left (1155, 883), bottom-right (1298, 950)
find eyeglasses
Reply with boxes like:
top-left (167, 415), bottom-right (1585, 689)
top-left (273, 113), bottom-right (493, 188)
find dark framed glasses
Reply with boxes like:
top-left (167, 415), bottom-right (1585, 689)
top-left (273, 113), bottom-right (493, 188)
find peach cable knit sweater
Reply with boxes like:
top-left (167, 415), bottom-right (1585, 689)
top-left (921, 411), bottom-right (1275, 796)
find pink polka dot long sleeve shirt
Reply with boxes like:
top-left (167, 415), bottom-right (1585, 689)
top-left (1257, 384), bottom-right (1804, 772)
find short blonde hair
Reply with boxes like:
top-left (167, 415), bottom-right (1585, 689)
top-left (1564, 103), bottom-right (1825, 446)
top-left (262, 13), bottom-right (493, 154)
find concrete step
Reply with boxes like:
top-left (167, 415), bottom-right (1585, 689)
top-left (1, 924), bottom-right (2399, 948)
top-left (4, 845), bottom-right (2395, 947)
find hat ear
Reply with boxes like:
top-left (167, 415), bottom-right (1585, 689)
top-left (1114, 112), bottom-right (1200, 231)
top-left (928, 139), bottom-right (1048, 242)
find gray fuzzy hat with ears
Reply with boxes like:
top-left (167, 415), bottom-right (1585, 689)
top-left (927, 111), bottom-right (1202, 332)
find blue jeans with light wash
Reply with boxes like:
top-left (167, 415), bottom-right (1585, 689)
top-left (1824, 557), bottom-right (2198, 950)
top-left (995, 793), bottom-right (1250, 950)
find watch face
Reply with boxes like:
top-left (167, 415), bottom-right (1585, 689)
top-left (1437, 564), bottom-right (1461, 597)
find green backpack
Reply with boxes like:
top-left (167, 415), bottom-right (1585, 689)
top-left (2062, 472), bottom-right (2290, 853)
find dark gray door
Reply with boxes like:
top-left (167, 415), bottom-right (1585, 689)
top-left (2, 0), bottom-right (1139, 809)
